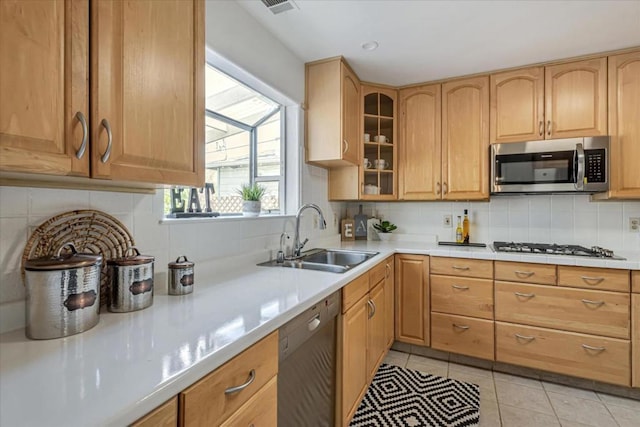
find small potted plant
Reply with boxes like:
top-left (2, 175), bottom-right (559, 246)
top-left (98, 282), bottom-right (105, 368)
top-left (237, 183), bottom-right (266, 217)
top-left (373, 220), bottom-right (397, 241)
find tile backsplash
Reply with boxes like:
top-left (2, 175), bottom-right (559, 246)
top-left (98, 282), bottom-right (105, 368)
top-left (347, 195), bottom-right (640, 251)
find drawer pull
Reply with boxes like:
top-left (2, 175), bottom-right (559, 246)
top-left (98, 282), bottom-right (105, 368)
top-left (581, 299), bottom-right (605, 307)
top-left (224, 369), bottom-right (256, 395)
top-left (367, 300), bottom-right (376, 319)
top-left (514, 270), bottom-right (535, 278)
top-left (451, 284), bottom-right (469, 290)
top-left (581, 344), bottom-right (606, 353)
top-left (580, 276), bottom-right (605, 285)
top-left (453, 323), bottom-right (470, 330)
top-left (515, 333), bottom-right (536, 342)
top-left (514, 292), bottom-right (535, 299)
top-left (452, 265), bottom-right (470, 271)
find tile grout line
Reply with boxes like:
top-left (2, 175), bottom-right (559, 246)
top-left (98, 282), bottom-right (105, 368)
top-left (540, 383), bottom-right (563, 426)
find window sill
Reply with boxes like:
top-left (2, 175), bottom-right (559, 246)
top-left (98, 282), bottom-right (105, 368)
top-left (159, 213), bottom-right (295, 225)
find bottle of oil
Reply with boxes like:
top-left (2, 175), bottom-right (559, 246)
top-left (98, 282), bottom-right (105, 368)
top-left (455, 216), bottom-right (463, 243)
top-left (462, 209), bottom-right (470, 244)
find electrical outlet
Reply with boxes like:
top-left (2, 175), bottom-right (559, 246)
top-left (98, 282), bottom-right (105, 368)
top-left (443, 214), bottom-right (452, 228)
top-left (630, 217), bottom-right (640, 232)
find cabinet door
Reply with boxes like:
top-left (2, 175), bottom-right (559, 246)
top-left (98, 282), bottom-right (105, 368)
top-left (398, 84), bottom-right (441, 200)
top-left (0, 0), bottom-right (89, 176)
top-left (342, 64), bottom-right (360, 165)
top-left (384, 256), bottom-right (395, 349)
top-left (367, 281), bottom-right (386, 379)
top-left (608, 50), bottom-right (640, 199)
top-left (91, 0), bottom-right (204, 186)
top-left (490, 67), bottom-right (544, 143)
top-left (395, 254), bottom-right (429, 346)
top-left (341, 295), bottom-right (369, 425)
top-left (442, 76), bottom-right (489, 200)
top-left (633, 294), bottom-right (639, 388)
top-left (545, 57), bottom-right (607, 139)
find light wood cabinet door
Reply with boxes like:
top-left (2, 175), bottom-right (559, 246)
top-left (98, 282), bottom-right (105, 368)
top-left (342, 64), bottom-right (360, 165)
top-left (633, 294), bottom-right (639, 388)
top-left (367, 280), bottom-right (386, 379)
top-left (131, 397), bottom-right (177, 427)
top-left (341, 295), bottom-right (369, 426)
top-left (395, 254), bottom-right (429, 346)
top-left (545, 57), bottom-right (607, 139)
top-left (442, 76), bottom-right (490, 200)
top-left (607, 50), bottom-right (640, 199)
top-left (490, 67), bottom-right (544, 143)
top-left (91, 0), bottom-right (204, 186)
top-left (0, 0), bottom-right (89, 177)
top-left (398, 84), bottom-right (441, 200)
top-left (384, 256), bottom-right (395, 348)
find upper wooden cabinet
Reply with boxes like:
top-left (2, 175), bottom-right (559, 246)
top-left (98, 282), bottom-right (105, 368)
top-left (491, 58), bottom-right (607, 143)
top-left (398, 84), bottom-right (441, 200)
top-left (305, 57), bottom-right (360, 167)
top-left (606, 50), bottom-right (640, 199)
top-left (0, 0), bottom-right (204, 188)
top-left (442, 76), bottom-right (490, 200)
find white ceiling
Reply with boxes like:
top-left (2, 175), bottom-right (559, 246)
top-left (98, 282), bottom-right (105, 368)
top-left (236, 0), bottom-right (640, 86)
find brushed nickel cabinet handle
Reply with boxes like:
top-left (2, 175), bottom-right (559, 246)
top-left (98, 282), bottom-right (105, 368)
top-left (515, 333), bottom-right (536, 341)
top-left (342, 139), bottom-right (349, 154)
top-left (514, 292), bottom-right (535, 299)
top-left (443, 182), bottom-right (448, 194)
top-left (581, 299), bottom-right (605, 307)
top-left (367, 300), bottom-right (375, 319)
top-left (580, 276), bottom-right (605, 285)
top-left (385, 263), bottom-right (390, 278)
top-left (452, 265), bottom-right (470, 271)
top-left (453, 323), bottom-right (470, 330)
top-left (451, 284), bottom-right (469, 290)
top-left (547, 120), bottom-right (552, 136)
top-left (370, 299), bottom-right (376, 318)
top-left (581, 344), bottom-right (605, 352)
top-left (538, 120), bottom-right (544, 136)
top-left (515, 270), bottom-right (535, 278)
top-left (100, 118), bottom-right (112, 163)
top-left (224, 369), bottom-right (256, 394)
top-left (436, 182), bottom-right (441, 195)
top-left (75, 112), bottom-right (88, 159)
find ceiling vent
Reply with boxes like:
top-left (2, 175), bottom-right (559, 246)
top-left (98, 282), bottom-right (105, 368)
top-left (261, 0), bottom-right (298, 15)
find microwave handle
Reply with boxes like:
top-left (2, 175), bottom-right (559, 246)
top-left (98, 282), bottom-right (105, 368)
top-left (575, 143), bottom-right (585, 190)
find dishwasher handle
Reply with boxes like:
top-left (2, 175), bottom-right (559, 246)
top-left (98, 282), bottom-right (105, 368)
top-left (308, 314), bottom-right (321, 331)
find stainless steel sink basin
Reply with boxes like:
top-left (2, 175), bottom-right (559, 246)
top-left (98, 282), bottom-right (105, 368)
top-left (257, 248), bottom-right (379, 273)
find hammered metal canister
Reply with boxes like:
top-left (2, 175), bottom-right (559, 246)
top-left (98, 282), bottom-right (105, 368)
top-left (168, 255), bottom-right (194, 295)
top-left (24, 243), bottom-right (102, 340)
top-left (107, 247), bottom-right (154, 313)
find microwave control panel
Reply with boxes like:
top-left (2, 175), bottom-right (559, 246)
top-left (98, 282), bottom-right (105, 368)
top-left (585, 149), bottom-right (606, 183)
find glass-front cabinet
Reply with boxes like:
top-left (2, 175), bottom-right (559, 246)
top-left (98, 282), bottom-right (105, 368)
top-left (361, 85), bottom-right (397, 200)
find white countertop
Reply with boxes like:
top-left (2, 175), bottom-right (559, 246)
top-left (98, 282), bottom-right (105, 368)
top-left (1, 241), bottom-right (638, 426)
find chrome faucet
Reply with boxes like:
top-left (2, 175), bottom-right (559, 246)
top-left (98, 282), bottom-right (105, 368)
top-left (277, 232), bottom-right (290, 263)
top-left (293, 203), bottom-right (327, 257)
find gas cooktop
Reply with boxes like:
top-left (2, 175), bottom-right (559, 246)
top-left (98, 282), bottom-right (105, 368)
top-left (493, 241), bottom-right (626, 260)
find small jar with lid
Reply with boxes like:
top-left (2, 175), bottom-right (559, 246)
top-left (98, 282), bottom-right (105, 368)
top-left (107, 247), bottom-right (155, 313)
top-left (168, 256), bottom-right (194, 295)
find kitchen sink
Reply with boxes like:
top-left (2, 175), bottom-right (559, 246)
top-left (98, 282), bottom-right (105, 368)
top-left (257, 248), bottom-right (379, 273)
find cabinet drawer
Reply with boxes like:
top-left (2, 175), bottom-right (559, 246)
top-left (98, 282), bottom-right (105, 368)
top-left (494, 261), bottom-right (556, 285)
top-left (431, 313), bottom-right (494, 360)
top-left (342, 273), bottom-right (369, 313)
top-left (431, 275), bottom-right (494, 319)
top-left (180, 331), bottom-right (278, 426)
top-left (430, 257), bottom-right (493, 279)
top-left (496, 322), bottom-right (630, 386)
top-left (131, 397), bottom-right (177, 427)
top-left (369, 260), bottom-right (387, 289)
top-left (558, 266), bottom-right (630, 292)
top-left (631, 270), bottom-right (639, 294)
top-left (220, 376), bottom-right (277, 427)
top-left (495, 282), bottom-right (630, 339)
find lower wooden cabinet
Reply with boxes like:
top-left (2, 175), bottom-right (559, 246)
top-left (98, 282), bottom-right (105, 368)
top-left (633, 294), bottom-right (639, 388)
top-left (431, 313), bottom-right (494, 360)
top-left (395, 254), bottom-right (430, 346)
top-left (384, 256), bottom-right (395, 349)
top-left (131, 397), bottom-right (178, 427)
top-left (180, 331), bottom-right (278, 426)
top-left (341, 293), bottom-right (369, 425)
top-left (496, 321), bottom-right (630, 386)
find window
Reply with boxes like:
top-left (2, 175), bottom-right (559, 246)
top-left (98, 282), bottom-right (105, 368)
top-left (165, 64), bottom-right (285, 216)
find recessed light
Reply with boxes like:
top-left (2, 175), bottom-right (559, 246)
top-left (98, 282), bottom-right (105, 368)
top-left (361, 41), bottom-right (379, 51)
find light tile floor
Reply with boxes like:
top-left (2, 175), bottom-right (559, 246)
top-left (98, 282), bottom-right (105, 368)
top-left (382, 350), bottom-right (640, 427)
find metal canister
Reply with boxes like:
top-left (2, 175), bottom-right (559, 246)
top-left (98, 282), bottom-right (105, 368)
top-left (107, 247), bottom-right (154, 313)
top-left (168, 255), bottom-right (194, 295)
top-left (24, 243), bottom-right (102, 340)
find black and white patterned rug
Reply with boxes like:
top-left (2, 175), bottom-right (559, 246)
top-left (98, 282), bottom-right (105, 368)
top-left (350, 363), bottom-right (480, 427)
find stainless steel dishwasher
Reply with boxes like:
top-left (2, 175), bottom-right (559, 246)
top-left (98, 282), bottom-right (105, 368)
top-left (278, 291), bottom-right (340, 427)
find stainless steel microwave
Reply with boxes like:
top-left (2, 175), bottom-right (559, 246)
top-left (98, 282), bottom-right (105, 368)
top-left (491, 136), bottom-right (609, 194)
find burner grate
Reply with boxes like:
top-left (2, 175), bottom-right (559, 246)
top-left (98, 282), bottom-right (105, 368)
top-left (493, 241), bottom-right (622, 259)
